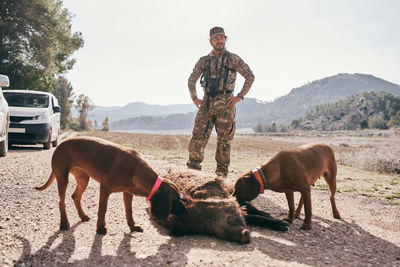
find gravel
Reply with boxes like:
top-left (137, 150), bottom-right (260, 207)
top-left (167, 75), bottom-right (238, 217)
top-left (0, 141), bottom-right (399, 266)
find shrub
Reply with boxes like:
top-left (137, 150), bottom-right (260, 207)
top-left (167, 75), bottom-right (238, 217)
top-left (253, 123), bottom-right (262, 133)
top-left (388, 110), bottom-right (400, 127)
top-left (368, 114), bottom-right (388, 129)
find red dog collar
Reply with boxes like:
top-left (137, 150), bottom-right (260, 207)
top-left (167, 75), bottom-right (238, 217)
top-left (147, 176), bottom-right (163, 201)
top-left (252, 169), bottom-right (264, 194)
top-left (252, 168), bottom-right (266, 194)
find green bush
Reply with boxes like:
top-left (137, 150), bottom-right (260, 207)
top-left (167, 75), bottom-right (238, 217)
top-left (368, 114), bottom-right (388, 129)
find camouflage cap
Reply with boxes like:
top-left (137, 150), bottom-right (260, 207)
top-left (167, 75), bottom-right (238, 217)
top-left (209, 26), bottom-right (227, 38)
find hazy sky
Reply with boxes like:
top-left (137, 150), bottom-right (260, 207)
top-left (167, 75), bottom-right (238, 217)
top-left (62, 0), bottom-right (400, 107)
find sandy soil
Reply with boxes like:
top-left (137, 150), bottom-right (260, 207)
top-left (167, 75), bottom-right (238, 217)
top-left (0, 133), bottom-right (399, 266)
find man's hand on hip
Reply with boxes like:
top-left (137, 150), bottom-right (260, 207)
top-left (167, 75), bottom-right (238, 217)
top-left (226, 96), bottom-right (241, 109)
top-left (193, 98), bottom-right (202, 108)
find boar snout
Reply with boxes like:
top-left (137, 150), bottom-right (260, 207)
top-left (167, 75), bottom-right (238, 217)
top-left (217, 224), bottom-right (250, 244)
top-left (241, 229), bottom-right (250, 244)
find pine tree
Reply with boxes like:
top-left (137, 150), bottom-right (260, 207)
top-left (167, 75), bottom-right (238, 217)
top-left (52, 76), bottom-right (74, 129)
top-left (102, 117), bottom-right (110, 132)
top-left (74, 94), bottom-right (94, 131)
top-left (0, 0), bottom-right (84, 91)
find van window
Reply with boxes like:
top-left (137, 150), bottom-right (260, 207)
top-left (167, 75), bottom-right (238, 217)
top-left (3, 92), bottom-right (49, 108)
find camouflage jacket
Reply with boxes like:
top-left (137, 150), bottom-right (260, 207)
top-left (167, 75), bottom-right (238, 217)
top-left (188, 49), bottom-right (255, 100)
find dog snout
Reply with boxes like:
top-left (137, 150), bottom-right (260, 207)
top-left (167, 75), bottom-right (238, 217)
top-left (171, 198), bottom-right (187, 215)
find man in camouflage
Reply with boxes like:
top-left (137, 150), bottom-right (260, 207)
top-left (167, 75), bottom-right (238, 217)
top-left (187, 26), bottom-right (255, 177)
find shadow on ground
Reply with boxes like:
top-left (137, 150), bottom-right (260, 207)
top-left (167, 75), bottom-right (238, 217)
top-left (14, 202), bottom-right (400, 266)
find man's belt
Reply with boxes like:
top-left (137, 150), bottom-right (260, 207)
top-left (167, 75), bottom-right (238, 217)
top-left (206, 90), bottom-right (233, 96)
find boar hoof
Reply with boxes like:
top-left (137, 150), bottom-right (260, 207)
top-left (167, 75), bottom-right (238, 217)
top-left (240, 229), bottom-right (251, 244)
top-left (279, 225), bottom-right (289, 231)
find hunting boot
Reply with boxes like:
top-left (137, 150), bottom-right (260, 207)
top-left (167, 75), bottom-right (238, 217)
top-left (186, 160), bottom-right (201, 171)
top-left (215, 167), bottom-right (228, 178)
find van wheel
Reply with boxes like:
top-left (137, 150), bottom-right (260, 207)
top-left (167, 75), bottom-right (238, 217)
top-left (0, 135), bottom-right (8, 157)
top-left (52, 135), bottom-right (58, 147)
top-left (44, 129), bottom-right (52, 149)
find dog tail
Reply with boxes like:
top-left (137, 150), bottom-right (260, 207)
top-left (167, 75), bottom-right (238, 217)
top-left (35, 171), bottom-right (56, 191)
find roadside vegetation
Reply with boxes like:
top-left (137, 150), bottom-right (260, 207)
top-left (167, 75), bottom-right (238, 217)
top-left (0, 0), bottom-right (109, 133)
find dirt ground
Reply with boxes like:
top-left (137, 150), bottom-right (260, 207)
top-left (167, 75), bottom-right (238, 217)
top-left (0, 132), bottom-right (399, 266)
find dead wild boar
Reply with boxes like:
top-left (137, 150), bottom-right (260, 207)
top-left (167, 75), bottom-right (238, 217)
top-left (158, 196), bottom-right (250, 244)
top-left (153, 170), bottom-right (288, 244)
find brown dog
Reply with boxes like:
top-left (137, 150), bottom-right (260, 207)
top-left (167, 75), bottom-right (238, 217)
top-left (35, 136), bottom-right (186, 234)
top-left (234, 142), bottom-right (341, 230)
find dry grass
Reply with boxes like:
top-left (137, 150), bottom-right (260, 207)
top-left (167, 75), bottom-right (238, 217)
top-left (256, 128), bottom-right (400, 173)
top-left (79, 130), bottom-right (400, 204)
top-left (336, 146), bottom-right (400, 174)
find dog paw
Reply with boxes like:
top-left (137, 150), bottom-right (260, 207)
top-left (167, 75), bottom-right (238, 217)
top-left (130, 225), bottom-right (143, 232)
top-left (97, 226), bottom-right (107, 235)
top-left (334, 213), bottom-right (341, 219)
top-left (59, 222), bottom-right (70, 231)
top-left (81, 215), bottom-right (90, 222)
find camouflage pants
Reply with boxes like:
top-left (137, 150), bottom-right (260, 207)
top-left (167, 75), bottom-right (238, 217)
top-left (188, 94), bottom-right (236, 172)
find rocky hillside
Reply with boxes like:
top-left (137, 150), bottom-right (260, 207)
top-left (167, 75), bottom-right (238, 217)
top-left (265, 73), bottom-right (400, 124)
top-left (293, 91), bottom-right (400, 130)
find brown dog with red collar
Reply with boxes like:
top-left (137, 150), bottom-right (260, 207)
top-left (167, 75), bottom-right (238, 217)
top-left (35, 136), bottom-right (186, 234)
top-left (234, 142), bottom-right (341, 230)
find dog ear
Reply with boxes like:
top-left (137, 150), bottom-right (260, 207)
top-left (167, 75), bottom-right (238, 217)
top-left (171, 197), bottom-right (187, 215)
top-left (150, 189), bottom-right (171, 220)
top-left (233, 173), bottom-right (260, 202)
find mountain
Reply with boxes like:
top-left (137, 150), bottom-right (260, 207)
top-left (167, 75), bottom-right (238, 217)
top-left (292, 91), bottom-right (400, 130)
top-left (97, 73), bottom-right (400, 131)
top-left (87, 102), bottom-right (196, 123)
top-left (264, 73), bottom-right (400, 124)
top-left (111, 98), bottom-right (271, 130)
top-left (112, 112), bottom-right (197, 131)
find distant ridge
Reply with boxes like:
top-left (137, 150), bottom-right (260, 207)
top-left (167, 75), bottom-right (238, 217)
top-left (264, 73), bottom-right (400, 124)
top-left (88, 102), bottom-right (196, 123)
top-left (111, 98), bottom-right (271, 131)
top-left (88, 73), bottom-right (400, 130)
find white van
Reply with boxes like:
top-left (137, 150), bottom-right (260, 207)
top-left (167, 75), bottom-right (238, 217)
top-left (0, 75), bottom-right (10, 156)
top-left (3, 90), bottom-right (61, 149)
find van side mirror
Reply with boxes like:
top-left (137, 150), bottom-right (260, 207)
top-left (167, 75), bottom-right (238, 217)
top-left (0, 74), bottom-right (10, 87)
top-left (53, 106), bottom-right (61, 113)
